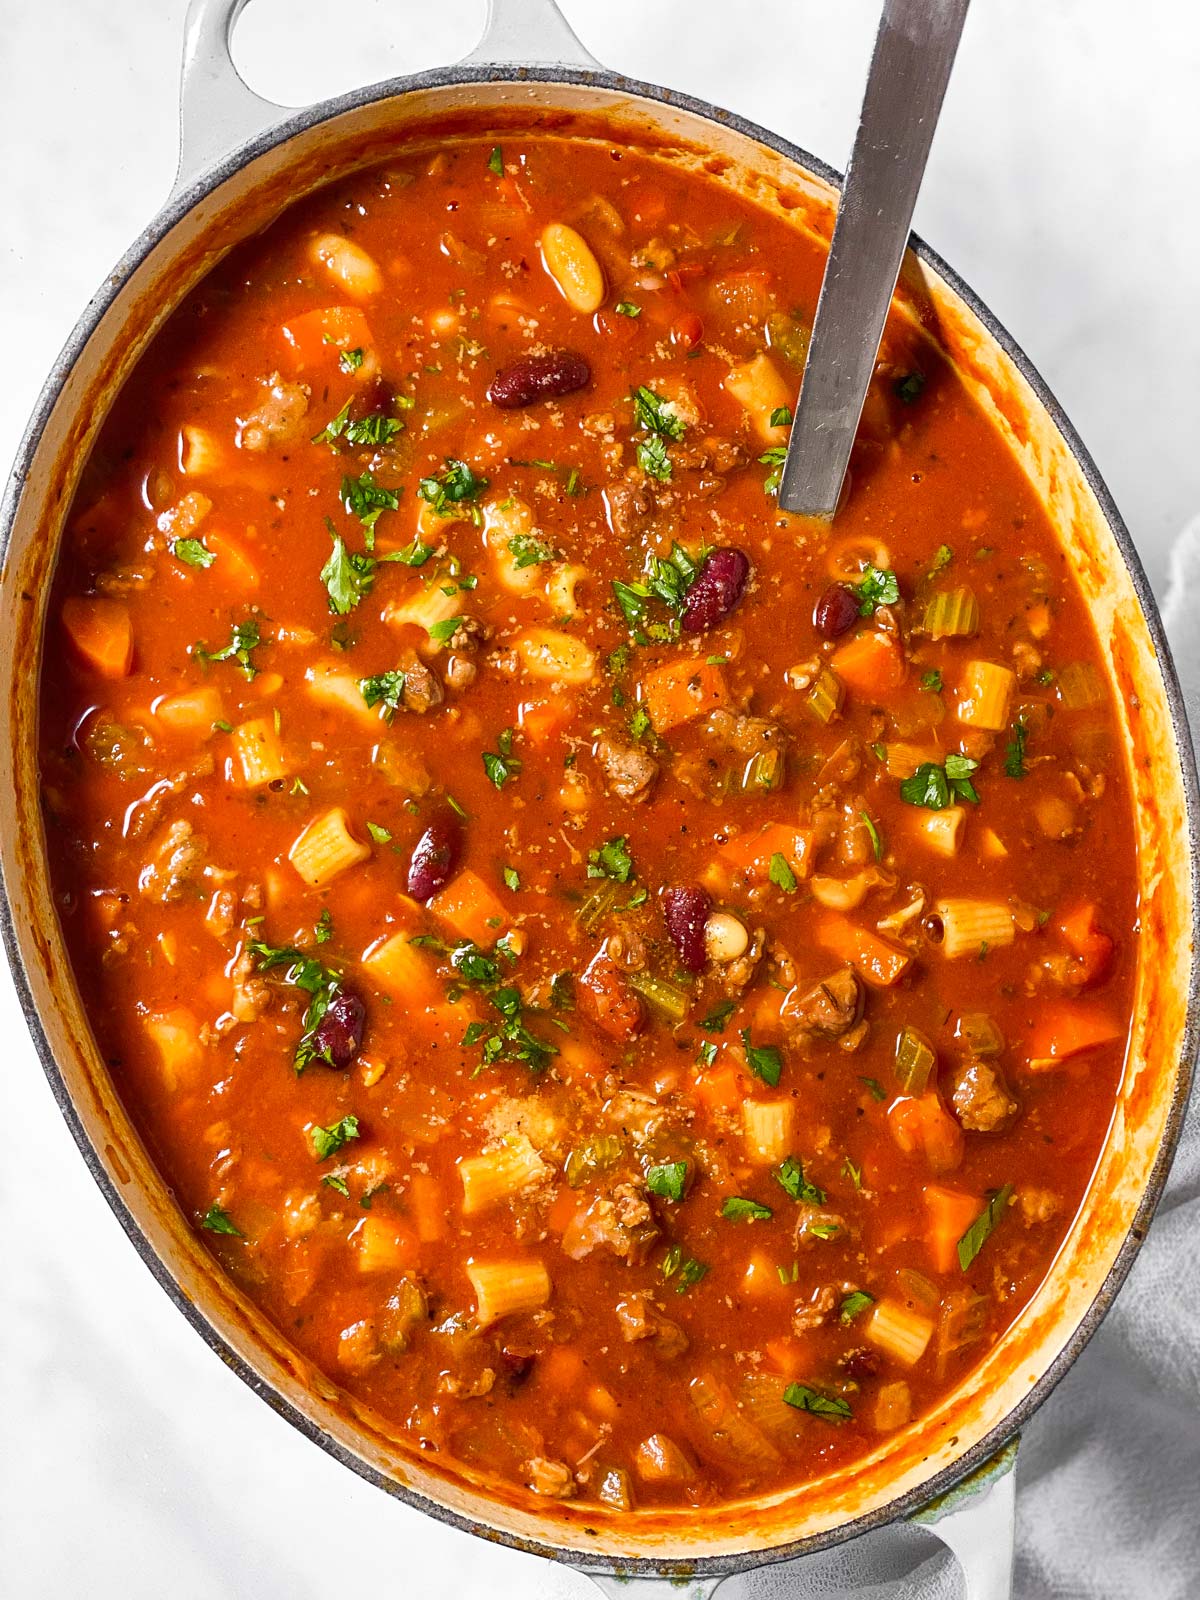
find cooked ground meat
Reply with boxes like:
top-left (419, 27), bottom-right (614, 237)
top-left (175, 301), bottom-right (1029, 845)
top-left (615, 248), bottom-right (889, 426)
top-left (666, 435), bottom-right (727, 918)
top-left (397, 649), bottom-right (443, 714)
top-left (791, 1285), bottom-right (838, 1334)
top-left (239, 373), bottom-right (309, 450)
top-left (605, 471), bottom-right (656, 539)
top-left (594, 735), bottom-right (659, 802)
top-left (615, 1294), bottom-right (689, 1359)
top-left (949, 1057), bottom-right (1018, 1133)
top-left (1017, 1187), bottom-right (1062, 1226)
top-left (524, 1457), bottom-right (575, 1498)
top-left (782, 966), bottom-right (864, 1040)
top-left (138, 819), bottom-right (207, 903)
top-left (562, 1181), bottom-right (659, 1264)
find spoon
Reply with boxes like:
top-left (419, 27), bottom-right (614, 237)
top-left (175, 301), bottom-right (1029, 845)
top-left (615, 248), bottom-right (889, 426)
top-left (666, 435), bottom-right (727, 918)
top-left (777, 0), bottom-right (971, 519)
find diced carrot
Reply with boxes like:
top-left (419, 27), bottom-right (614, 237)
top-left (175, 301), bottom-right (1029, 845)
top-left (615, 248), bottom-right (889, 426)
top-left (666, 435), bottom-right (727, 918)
top-left (518, 696), bottom-right (572, 746)
top-left (61, 597), bottom-right (134, 679)
top-left (578, 952), bottom-right (645, 1041)
top-left (407, 1172), bottom-right (445, 1243)
top-left (1024, 1002), bottom-right (1123, 1071)
top-left (924, 1185), bottom-right (981, 1274)
top-left (764, 1337), bottom-right (805, 1374)
top-left (281, 305), bottom-right (373, 366)
top-left (816, 916), bottom-right (912, 987)
top-left (205, 526), bottom-right (261, 592)
top-left (546, 1185), bottom-right (583, 1234)
top-left (428, 869), bottom-right (508, 947)
top-left (831, 630), bottom-right (906, 697)
top-left (694, 1062), bottom-right (745, 1114)
top-left (719, 822), bottom-right (814, 882)
top-left (888, 1094), bottom-right (964, 1175)
top-left (1056, 903), bottom-right (1114, 988)
top-left (641, 658), bottom-right (730, 733)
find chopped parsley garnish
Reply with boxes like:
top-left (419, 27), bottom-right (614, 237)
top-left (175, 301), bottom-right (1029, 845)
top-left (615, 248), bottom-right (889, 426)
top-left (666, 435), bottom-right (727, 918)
top-left (488, 144), bottom-right (504, 175)
top-left (701, 999), bottom-right (736, 1034)
top-left (248, 941), bottom-right (345, 1072)
top-left (900, 753), bottom-right (980, 810)
top-left (482, 727), bottom-right (521, 789)
top-left (367, 821), bottom-right (392, 844)
top-left (853, 565), bottom-right (900, 615)
top-left (929, 543), bottom-right (954, 576)
top-left (550, 971), bottom-right (575, 1011)
top-left (957, 1183), bottom-right (1014, 1271)
top-left (612, 542), bottom-right (700, 636)
top-left (759, 444), bottom-right (788, 496)
top-left (461, 984), bottom-right (559, 1075)
top-left (614, 300), bottom-right (642, 318)
top-left (633, 385), bottom-right (686, 440)
top-left (503, 866), bottom-right (520, 891)
top-left (509, 531), bottom-right (557, 568)
top-left (661, 1243), bottom-right (708, 1294)
top-left (770, 405), bottom-right (794, 427)
top-left (782, 1383), bottom-right (853, 1421)
top-left (193, 618), bottom-right (262, 679)
top-left (697, 1039), bottom-right (718, 1067)
top-left (774, 1156), bottom-right (826, 1207)
top-left (321, 525), bottom-right (377, 615)
top-left (340, 471), bottom-right (400, 536)
top-left (172, 537), bottom-right (215, 569)
top-left (417, 458), bottom-right (489, 522)
top-left (339, 346), bottom-right (364, 372)
top-left (587, 834), bottom-right (634, 884)
top-left (860, 1075), bottom-right (886, 1101)
top-left (391, 536), bottom-right (435, 568)
top-left (839, 1289), bottom-right (874, 1324)
top-left (200, 1204), bottom-right (242, 1237)
top-left (740, 1027), bottom-right (783, 1088)
top-left (646, 1161), bottom-right (689, 1203)
top-left (769, 851), bottom-right (798, 894)
top-left (359, 669), bottom-right (406, 719)
top-left (450, 942), bottom-right (504, 987)
top-left (842, 1156), bottom-right (863, 1189)
top-left (628, 706), bottom-right (651, 740)
top-left (921, 669), bottom-right (944, 693)
top-left (310, 1114), bottom-right (360, 1161)
top-left (861, 812), bottom-right (884, 861)
top-left (314, 399), bottom-right (407, 448)
top-left (314, 909), bottom-right (333, 945)
top-left (1004, 717), bottom-right (1029, 779)
top-left (428, 616), bottom-right (461, 644)
top-left (722, 1195), bottom-right (773, 1222)
top-left (637, 433), bottom-right (672, 483)
top-left (322, 1172), bottom-right (351, 1196)
top-left (894, 370), bottom-right (926, 404)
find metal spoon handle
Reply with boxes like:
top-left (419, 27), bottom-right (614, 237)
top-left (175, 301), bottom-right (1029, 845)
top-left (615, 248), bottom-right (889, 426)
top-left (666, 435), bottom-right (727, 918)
top-left (777, 0), bottom-right (970, 519)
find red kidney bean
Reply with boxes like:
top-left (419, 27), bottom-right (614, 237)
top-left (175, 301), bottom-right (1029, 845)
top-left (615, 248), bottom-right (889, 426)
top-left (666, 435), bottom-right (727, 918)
top-left (681, 547), bottom-right (750, 634)
top-left (813, 582), bottom-right (859, 638)
top-left (487, 350), bottom-right (591, 409)
top-left (662, 885), bottom-right (712, 973)
top-left (310, 990), bottom-right (366, 1070)
top-left (407, 811), bottom-right (462, 902)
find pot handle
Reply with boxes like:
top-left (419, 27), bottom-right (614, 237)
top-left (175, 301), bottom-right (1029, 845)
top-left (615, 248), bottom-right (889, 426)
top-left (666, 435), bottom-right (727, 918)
top-left (172, 0), bottom-right (600, 200)
top-left (173, 0), bottom-right (290, 198)
top-left (586, 1580), bottom-right (724, 1600)
top-left (912, 1436), bottom-right (1017, 1600)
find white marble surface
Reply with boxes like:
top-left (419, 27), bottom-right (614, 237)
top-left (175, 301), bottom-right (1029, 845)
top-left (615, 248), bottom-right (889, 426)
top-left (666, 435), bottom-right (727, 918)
top-left (1, 3), bottom-right (1197, 1596)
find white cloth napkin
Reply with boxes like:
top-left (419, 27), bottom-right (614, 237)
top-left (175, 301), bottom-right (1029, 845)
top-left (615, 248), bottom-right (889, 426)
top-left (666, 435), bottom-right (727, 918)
top-left (714, 527), bottom-right (1200, 1600)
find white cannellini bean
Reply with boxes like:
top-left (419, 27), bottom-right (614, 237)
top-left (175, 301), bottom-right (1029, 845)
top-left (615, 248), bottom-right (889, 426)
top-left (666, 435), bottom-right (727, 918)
top-left (310, 233), bottom-right (383, 300)
top-left (705, 911), bottom-right (749, 963)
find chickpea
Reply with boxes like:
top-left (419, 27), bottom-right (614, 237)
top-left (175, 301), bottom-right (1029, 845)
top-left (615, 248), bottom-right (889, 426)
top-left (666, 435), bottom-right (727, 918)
top-left (705, 911), bottom-right (749, 963)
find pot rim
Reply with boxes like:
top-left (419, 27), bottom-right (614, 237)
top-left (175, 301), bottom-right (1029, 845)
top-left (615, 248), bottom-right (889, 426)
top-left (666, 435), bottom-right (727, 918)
top-left (2, 59), bottom-right (1197, 1580)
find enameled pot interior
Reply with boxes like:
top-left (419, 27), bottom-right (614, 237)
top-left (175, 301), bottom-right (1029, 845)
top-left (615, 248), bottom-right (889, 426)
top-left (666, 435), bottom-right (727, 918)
top-left (1, 72), bottom-right (1195, 1573)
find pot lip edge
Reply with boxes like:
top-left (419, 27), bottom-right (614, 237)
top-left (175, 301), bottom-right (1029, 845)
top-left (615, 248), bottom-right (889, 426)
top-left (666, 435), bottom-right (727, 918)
top-left (1, 57), bottom-right (1197, 1579)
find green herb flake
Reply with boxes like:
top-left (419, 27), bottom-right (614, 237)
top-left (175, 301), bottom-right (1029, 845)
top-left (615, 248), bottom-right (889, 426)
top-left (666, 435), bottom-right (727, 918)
top-left (339, 347), bottom-right (365, 372)
top-left (503, 866), bottom-right (520, 892)
top-left (769, 405), bottom-right (794, 427)
top-left (768, 851), bottom-right (798, 893)
top-left (842, 1156), bottom-right (863, 1190)
top-left (1004, 717), bottom-right (1029, 780)
top-left (860, 1076), bottom-right (886, 1102)
top-left (921, 669), bottom-right (944, 693)
top-left (488, 144), bottom-right (504, 175)
top-left (614, 301), bottom-right (642, 318)
top-left (483, 728), bottom-right (522, 790)
top-left (782, 1382), bottom-right (853, 1421)
top-left (697, 1039), bottom-right (718, 1068)
top-left (853, 565), bottom-right (900, 616)
top-left (774, 1156), bottom-right (826, 1207)
top-left (861, 812), bottom-right (884, 861)
top-left (587, 834), bottom-right (634, 885)
top-left (322, 1172), bottom-right (351, 1197)
top-left (172, 537), bottom-right (215, 569)
top-left (367, 821), bottom-right (392, 845)
top-left (957, 1183), bottom-right (1014, 1271)
top-left (646, 1161), bottom-right (689, 1203)
top-left (701, 999), bottom-right (736, 1034)
top-left (417, 458), bottom-right (489, 521)
top-left (894, 370), bottom-right (926, 405)
top-left (637, 433), bottom-right (672, 483)
top-left (321, 525), bottom-right (377, 615)
top-left (314, 909), bottom-right (333, 945)
top-left (200, 1203), bottom-right (242, 1237)
top-left (633, 385), bottom-right (686, 441)
top-left (722, 1195), bottom-right (773, 1222)
top-left (740, 1027), bottom-right (783, 1088)
top-left (759, 444), bottom-right (788, 496)
top-left (900, 753), bottom-right (980, 810)
top-left (340, 471), bottom-right (400, 533)
top-left (359, 669), bottom-right (406, 719)
top-left (192, 618), bottom-right (263, 680)
top-left (839, 1289), bottom-right (875, 1325)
